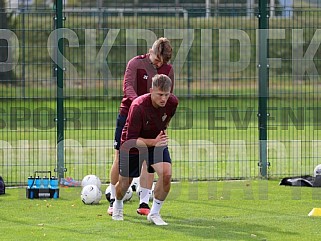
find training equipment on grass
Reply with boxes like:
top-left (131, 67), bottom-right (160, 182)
top-left (105, 185), bottom-right (112, 202)
top-left (81, 174), bottom-right (101, 189)
top-left (280, 161), bottom-right (321, 188)
top-left (131, 177), bottom-right (140, 192)
top-left (81, 184), bottom-right (102, 204)
top-left (26, 171), bottom-right (59, 199)
top-left (136, 182), bottom-right (155, 201)
top-left (123, 186), bottom-right (133, 201)
top-left (313, 164), bottom-right (321, 177)
top-left (308, 208), bottom-right (321, 216)
top-left (0, 176), bottom-right (5, 195)
top-left (105, 184), bottom-right (133, 202)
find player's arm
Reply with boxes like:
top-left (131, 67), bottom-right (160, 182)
top-left (126, 104), bottom-right (143, 140)
top-left (168, 67), bottom-right (175, 93)
top-left (137, 131), bottom-right (168, 147)
top-left (123, 60), bottom-right (138, 101)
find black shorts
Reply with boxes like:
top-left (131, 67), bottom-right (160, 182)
top-left (113, 114), bottom-right (127, 150)
top-left (119, 146), bottom-right (171, 177)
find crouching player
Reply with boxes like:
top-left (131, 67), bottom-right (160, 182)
top-left (112, 74), bottom-right (178, 225)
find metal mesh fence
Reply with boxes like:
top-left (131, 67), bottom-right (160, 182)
top-left (1, 0), bottom-right (320, 185)
top-left (267, 4), bottom-right (321, 177)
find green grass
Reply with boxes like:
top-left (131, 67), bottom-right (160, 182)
top-left (1, 180), bottom-right (321, 240)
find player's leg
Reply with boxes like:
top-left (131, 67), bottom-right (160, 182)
top-left (146, 147), bottom-right (172, 225)
top-left (147, 161), bottom-right (171, 225)
top-left (112, 151), bottom-right (140, 221)
top-left (137, 161), bottom-right (154, 215)
top-left (112, 175), bottom-right (132, 221)
top-left (107, 114), bottom-right (126, 215)
top-left (151, 161), bottom-right (171, 202)
top-left (107, 150), bottom-right (119, 215)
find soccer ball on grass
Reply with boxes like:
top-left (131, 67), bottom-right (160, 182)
top-left (136, 182), bottom-right (155, 201)
top-left (130, 177), bottom-right (140, 192)
top-left (313, 164), bottom-right (321, 177)
top-left (81, 184), bottom-right (102, 205)
top-left (123, 186), bottom-right (133, 201)
top-left (81, 174), bottom-right (101, 189)
top-left (105, 185), bottom-right (133, 202)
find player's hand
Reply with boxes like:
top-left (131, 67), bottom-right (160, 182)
top-left (154, 130), bottom-right (168, 147)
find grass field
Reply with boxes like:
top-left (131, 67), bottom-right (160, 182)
top-left (1, 180), bottom-right (321, 241)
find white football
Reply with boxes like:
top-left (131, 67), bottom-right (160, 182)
top-left (105, 185), bottom-right (132, 202)
top-left (131, 177), bottom-right (140, 192)
top-left (123, 186), bottom-right (133, 202)
top-left (81, 174), bottom-right (101, 189)
top-left (81, 184), bottom-right (102, 205)
top-left (314, 164), bottom-right (321, 177)
top-left (136, 182), bottom-right (155, 201)
top-left (105, 185), bottom-right (111, 202)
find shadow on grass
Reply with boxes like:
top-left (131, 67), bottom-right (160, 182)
top-left (0, 187), bottom-right (302, 241)
top-left (162, 199), bottom-right (299, 240)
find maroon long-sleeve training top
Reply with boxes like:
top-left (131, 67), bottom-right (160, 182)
top-left (119, 53), bottom-right (174, 116)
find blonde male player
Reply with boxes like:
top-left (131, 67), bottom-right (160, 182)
top-left (112, 74), bottom-right (178, 225)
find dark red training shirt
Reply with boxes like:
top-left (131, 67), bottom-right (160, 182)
top-left (121, 93), bottom-right (179, 153)
top-left (119, 54), bottom-right (174, 116)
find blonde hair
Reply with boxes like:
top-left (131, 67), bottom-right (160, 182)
top-left (152, 74), bottom-right (172, 91)
top-left (151, 37), bottom-right (173, 63)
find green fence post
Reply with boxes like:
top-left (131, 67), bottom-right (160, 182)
top-left (187, 14), bottom-right (191, 97)
top-left (258, 0), bottom-right (269, 178)
top-left (55, 0), bottom-right (65, 181)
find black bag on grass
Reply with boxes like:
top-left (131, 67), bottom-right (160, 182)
top-left (0, 176), bottom-right (5, 195)
top-left (279, 175), bottom-right (321, 187)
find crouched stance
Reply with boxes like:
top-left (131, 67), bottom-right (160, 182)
top-left (112, 74), bottom-right (178, 225)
